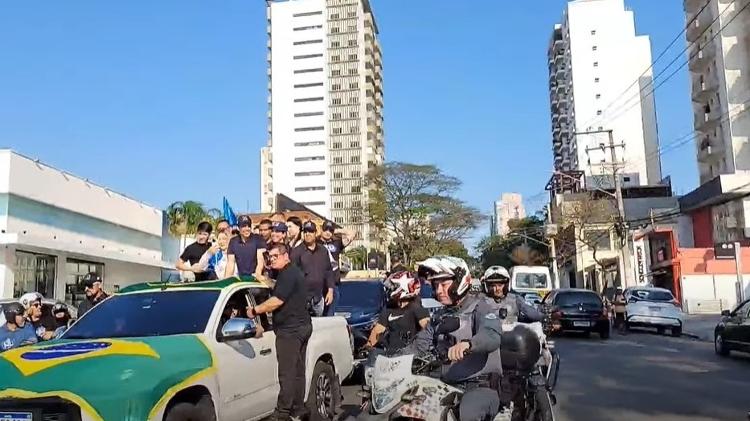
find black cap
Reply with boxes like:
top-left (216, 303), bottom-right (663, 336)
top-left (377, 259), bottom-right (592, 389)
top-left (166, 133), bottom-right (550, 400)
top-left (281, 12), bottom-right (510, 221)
top-left (272, 222), bottom-right (288, 233)
top-left (302, 221), bottom-right (317, 233)
top-left (322, 220), bottom-right (335, 232)
top-left (82, 272), bottom-right (102, 288)
top-left (237, 215), bottom-right (252, 228)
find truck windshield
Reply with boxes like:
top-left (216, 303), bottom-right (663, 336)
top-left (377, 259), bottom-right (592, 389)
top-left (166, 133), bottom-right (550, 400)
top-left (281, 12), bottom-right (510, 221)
top-left (63, 290), bottom-right (219, 339)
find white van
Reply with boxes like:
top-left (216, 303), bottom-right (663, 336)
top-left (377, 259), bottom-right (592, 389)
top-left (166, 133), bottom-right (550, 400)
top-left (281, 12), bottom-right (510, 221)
top-left (510, 265), bottom-right (553, 297)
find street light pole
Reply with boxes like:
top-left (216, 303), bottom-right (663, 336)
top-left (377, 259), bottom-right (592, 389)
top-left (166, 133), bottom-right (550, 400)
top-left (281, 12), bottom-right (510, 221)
top-left (577, 129), bottom-right (631, 289)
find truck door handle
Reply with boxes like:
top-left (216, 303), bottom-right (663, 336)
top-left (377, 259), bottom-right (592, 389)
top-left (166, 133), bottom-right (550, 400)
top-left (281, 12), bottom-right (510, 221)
top-left (260, 348), bottom-right (272, 356)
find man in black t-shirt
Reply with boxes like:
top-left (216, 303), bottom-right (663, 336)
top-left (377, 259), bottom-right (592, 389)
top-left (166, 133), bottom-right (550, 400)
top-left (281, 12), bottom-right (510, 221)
top-left (366, 271), bottom-right (430, 353)
top-left (176, 221), bottom-right (214, 282)
top-left (319, 220), bottom-right (355, 316)
top-left (225, 215), bottom-right (267, 281)
top-left (247, 243), bottom-right (311, 421)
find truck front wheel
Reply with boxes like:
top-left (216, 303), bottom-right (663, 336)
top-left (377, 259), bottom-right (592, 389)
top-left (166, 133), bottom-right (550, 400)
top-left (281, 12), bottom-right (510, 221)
top-left (307, 360), bottom-right (338, 421)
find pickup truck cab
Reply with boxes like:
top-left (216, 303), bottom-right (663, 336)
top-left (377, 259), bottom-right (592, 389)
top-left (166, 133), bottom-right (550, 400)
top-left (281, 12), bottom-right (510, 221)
top-left (0, 277), bottom-right (353, 421)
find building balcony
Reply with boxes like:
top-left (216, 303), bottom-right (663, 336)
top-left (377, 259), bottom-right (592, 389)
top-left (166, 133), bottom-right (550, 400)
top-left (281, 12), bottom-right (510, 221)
top-left (695, 108), bottom-right (722, 133)
top-left (686, 9), bottom-right (711, 42)
top-left (692, 74), bottom-right (719, 103)
top-left (688, 41), bottom-right (716, 72)
top-left (554, 54), bottom-right (564, 68)
top-left (697, 138), bottom-right (724, 163)
top-left (553, 126), bottom-right (561, 136)
top-left (556, 84), bottom-right (565, 96)
top-left (555, 67), bottom-right (566, 81)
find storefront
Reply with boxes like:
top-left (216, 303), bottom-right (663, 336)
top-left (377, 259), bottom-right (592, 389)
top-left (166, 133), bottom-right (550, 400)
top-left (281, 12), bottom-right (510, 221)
top-left (0, 150), bottom-right (176, 304)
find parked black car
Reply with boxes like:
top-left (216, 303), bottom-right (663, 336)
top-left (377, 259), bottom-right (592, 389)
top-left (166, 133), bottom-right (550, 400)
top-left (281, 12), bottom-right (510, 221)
top-left (715, 298), bottom-right (750, 357)
top-left (543, 288), bottom-right (610, 339)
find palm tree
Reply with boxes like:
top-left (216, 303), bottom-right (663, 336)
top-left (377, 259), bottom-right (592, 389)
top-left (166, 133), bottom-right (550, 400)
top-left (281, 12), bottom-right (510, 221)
top-left (166, 202), bottom-right (187, 237)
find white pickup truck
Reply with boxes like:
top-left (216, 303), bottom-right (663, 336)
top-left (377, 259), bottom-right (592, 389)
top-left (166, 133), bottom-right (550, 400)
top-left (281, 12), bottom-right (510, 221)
top-left (0, 277), bottom-right (354, 421)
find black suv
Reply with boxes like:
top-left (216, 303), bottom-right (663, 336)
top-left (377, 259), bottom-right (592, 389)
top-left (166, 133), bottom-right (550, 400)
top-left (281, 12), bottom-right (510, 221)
top-left (543, 288), bottom-right (610, 339)
top-left (715, 298), bottom-right (750, 357)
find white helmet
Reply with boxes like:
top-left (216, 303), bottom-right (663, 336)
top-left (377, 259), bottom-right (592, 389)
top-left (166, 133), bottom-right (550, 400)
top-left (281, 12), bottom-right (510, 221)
top-left (19, 292), bottom-right (43, 310)
top-left (417, 256), bottom-right (472, 303)
top-left (481, 266), bottom-right (510, 295)
top-left (384, 271), bottom-right (421, 301)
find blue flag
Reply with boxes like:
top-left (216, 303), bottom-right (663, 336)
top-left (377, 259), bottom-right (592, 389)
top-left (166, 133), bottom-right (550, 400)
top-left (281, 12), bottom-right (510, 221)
top-left (223, 197), bottom-right (238, 226)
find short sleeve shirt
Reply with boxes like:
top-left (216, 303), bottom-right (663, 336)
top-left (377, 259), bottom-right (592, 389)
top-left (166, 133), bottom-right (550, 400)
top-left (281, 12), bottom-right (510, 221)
top-left (0, 323), bottom-right (38, 352)
top-left (180, 242), bottom-right (212, 281)
top-left (272, 264), bottom-right (312, 331)
top-left (377, 304), bottom-right (430, 351)
top-left (228, 234), bottom-right (266, 276)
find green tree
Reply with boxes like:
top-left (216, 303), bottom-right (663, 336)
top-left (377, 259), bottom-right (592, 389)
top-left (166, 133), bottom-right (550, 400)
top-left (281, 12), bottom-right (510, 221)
top-left (368, 162), bottom-right (484, 267)
top-left (476, 214), bottom-right (550, 270)
top-left (165, 201), bottom-right (222, 237)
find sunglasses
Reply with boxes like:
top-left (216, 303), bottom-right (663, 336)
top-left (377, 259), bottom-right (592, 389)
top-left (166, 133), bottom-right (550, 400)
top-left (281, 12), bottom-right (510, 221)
top-left (267, 253), bottom-right (282, 261)
top-left (31, 302), bottom-right (41, 308)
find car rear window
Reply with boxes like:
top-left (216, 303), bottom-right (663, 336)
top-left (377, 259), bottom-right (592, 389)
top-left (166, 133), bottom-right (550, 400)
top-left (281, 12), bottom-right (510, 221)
top-left (555, 291), bottom-right (602, 307)
top-left (631, 289), bottom-right (674, 302)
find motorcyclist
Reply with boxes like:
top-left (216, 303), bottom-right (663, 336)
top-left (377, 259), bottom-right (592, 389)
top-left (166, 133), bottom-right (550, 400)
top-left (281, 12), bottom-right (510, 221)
top-left (478, 266), bottom-right (544, 324)
top-left (0, 301), bottom-right (38, 352)
top-left (366, 271), bottom-right (430, 354)
top-left (19, 292), bottom-right (56, 341)
top-left (413, 256), bottom-right (506, 421)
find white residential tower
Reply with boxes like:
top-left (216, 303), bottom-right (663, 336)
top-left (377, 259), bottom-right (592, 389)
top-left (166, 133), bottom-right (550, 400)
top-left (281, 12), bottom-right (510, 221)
top-left (261, 0), bottom-right (385, 249)
top-left (548, 0), bottom-right (662, 188)
top-left (491, 193), bottom-right (526, 236)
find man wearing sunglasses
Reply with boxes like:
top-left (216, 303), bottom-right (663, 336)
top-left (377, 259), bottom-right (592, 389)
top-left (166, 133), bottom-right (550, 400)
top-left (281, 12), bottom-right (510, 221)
top-left (77, 272), bottom-right (109, 318)
top-left (319, 220), bottom-right (355, 316)
top-left (290, 221), bottom-right (335, 317)
top-left (247, 243), bottom-right (311, 421)
top-left (19, 292), bottom-right (56, 341)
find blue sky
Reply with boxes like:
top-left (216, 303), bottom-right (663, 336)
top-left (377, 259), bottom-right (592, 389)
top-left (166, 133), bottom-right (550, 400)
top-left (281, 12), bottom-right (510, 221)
top-left (0, 1), bottom-right (696, 246)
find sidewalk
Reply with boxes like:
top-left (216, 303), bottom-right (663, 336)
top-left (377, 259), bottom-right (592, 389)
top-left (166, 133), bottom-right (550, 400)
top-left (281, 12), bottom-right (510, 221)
top-left (682, 314), bottom-right (720, 341)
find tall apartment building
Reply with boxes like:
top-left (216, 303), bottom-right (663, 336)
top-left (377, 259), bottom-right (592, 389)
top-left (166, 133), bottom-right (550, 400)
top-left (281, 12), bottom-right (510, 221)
top-left (491, 193), bottom-right (526, 236)
top-left (679, 0), bottom-right (750, 245)
top-left (261, 0), bottom-right (385, 249)
top-left (548, 0), bottom-right (662, 188)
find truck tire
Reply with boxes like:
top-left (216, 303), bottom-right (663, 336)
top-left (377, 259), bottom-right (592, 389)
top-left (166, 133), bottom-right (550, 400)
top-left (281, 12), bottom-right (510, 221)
top-left (164, 396), bottom-right (215, 421)
top-left (307, 360), bottom-right (338, 421)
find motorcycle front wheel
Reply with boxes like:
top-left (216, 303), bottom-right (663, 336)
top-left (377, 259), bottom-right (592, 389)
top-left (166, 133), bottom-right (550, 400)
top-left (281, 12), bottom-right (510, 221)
top-left (529, 389), bottom-right (555, 421)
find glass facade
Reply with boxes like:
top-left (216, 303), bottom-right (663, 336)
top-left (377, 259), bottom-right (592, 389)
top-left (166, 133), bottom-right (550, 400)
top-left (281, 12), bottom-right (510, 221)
top-left (65, 258), bottom-right (104, 307)
top-left (14, 250), bottom-right (57, 298)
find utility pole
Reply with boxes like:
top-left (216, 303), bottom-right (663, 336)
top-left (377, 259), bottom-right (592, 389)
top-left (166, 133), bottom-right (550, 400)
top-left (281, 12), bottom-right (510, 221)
top-left (579, 129), bottom-right (631, 289)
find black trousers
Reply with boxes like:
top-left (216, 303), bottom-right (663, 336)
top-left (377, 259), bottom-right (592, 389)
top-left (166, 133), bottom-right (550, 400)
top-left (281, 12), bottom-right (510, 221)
top-left (275, 324), bottom-right (313, 417)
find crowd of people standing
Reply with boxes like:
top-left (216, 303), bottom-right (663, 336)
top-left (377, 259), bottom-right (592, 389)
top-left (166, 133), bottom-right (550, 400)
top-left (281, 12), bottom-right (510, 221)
top-left (175, 212), bottom-right (355, 317)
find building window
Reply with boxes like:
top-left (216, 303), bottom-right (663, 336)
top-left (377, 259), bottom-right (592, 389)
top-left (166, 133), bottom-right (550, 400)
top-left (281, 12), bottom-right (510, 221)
top-left (351, 155), bottom-right (360, 163)
top-left (349, 97), bottom-right (359, 104)
top-left (293, 39), bottom-right (323, 46)
top-left (348, 54), bottom-right (357, 61)
top-left (333, 172), bottom-right (343, 179)
top-left (351, 185), bottom-right (361, 193)
top-left (592, 46), bottom-right (597, 51)
top-left (332, 69), bottom-right (341, 76)
top-left (347, 10), bottom-right (356, 18)
top-left (591, 30), bottom-right (596, 35)
top-left (349, 111), bottom-right (359, 119)
top-left (295, 171), bottom-right (326, 176)
top-left (596, 110), bottom-right (602, 115)
top-left (294, 97), bottom-right (324, 102)
top-left (584, 230), bottom-right (611, 251)
top-left (294, 68), bottom-right (323, 74)
top-left (332, 112), bottom-right (342, 119)
top-left (294, 111), bottom-right (324, 117)
top-left (333, 157), bottom-right (343, 164)
top-left (333, 127), bottom-right (343, 134)
top-left (295, 186), bottom-right (325, 192)
top-left (294, 141), bottom-right (326, 147)
top-left (302, 201), bottom-right (326, 206)
top-left (294, 156), bottom-right (325, 162)
top-left (350, 141), bottom-right (360, 148)
top-left (332, 98), bottom-right (342, 105)
top-left (330, 13), bottom-right (340, 19)
top-left (331, 41), bottom-right (341, 48)
top-left (349, 126), bottom-right (358, 134)
top-left (65, 258), bottom-right (105, 306)
top-left (294, 82), bottom-right (324, 88)
top-left (293, 11), bottom-right (322, 17)
top-left (293, 25), bottom-right (323, 31)
top-left (348, 68), bottom-right (358, 76)
top-left (333, 142), bottom-right (342, 148)
top-left (332, 55), bottom-right (341, 62)
top-left (352, 200), bottom-right (362, 208)
top-left (594, 77), bottom-right (600, 83)
top-left (295, 126), bottom-right (324, 132)
top-left (331, 27), bottom-right (340, 34)
top-left (349, 82), bottom-right (359, 90)
top-left (595, 94), bottom-right (601, 99)
top-left (15, 251), bottom-right (57, 299)
top-left (348, 40), bottom-right (357, 47)
top-left (332, 84), bottom-right (341, 90)
top-left (293, 53), bottom-right (323, 60)
top-left (333, 187), bottom-right (343, 194)
top-left (348, 25), bottom-right (356, 32)
top-left (593, 62), bottom-right (598, 67)
top-left (334, 202), bottom-right (343, 209)
top-left (352, 170), bottom-right (361, 178)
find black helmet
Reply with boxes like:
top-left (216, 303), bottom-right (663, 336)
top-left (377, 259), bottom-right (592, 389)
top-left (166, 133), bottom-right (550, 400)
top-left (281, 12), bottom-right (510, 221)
top-left (2, 302), bottom-right (25, 324)
top-left (500, 325), bottom-right (542, 373)
top-left (52, 302), bottom-right (69, 315)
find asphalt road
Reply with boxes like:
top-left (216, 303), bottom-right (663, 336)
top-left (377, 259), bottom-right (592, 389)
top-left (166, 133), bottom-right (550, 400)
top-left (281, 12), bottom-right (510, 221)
top-left (342, 329), bottom-right (750, 421)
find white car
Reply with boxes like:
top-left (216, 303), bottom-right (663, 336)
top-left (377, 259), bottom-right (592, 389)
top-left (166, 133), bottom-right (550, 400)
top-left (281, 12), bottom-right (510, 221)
top-left (0, 278), bottom-right (354, 421)
top-left (624, 287), bottom-right (685, 336)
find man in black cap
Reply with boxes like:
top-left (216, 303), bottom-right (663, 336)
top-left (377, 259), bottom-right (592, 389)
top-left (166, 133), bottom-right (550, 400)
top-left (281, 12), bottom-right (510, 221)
top-left (318, 220), bottom-right (355, 316)
top-left (225, 215), bottom-right (267, 280)
top-left (78, 272), bottom-right (109, 318)
top-left (291, 221), bottom-right (335, 317)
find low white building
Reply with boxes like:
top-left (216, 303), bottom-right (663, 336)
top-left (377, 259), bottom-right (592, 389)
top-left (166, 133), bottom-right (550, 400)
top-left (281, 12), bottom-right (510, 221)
top-left (0, 150), bottom-right (177, 306)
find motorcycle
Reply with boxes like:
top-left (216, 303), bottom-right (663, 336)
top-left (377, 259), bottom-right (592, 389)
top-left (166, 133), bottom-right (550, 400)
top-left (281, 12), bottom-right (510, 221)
top-left (355, 321), bottom-right (559, 421)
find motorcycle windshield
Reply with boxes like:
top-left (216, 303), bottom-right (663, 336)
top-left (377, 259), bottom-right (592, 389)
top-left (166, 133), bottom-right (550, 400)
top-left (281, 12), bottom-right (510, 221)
top-left (371, 354), bottom-right (418, 413)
